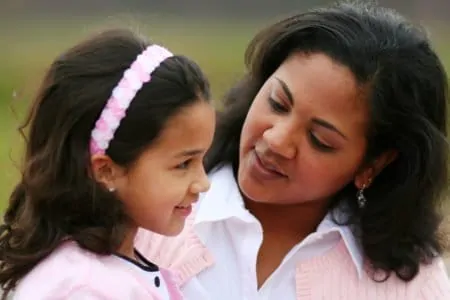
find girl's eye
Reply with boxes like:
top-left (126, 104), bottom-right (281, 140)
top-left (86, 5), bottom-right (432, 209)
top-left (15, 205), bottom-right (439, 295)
top-left (268, 97), bottom-right (289, 113)
top-left (176, 159), bottom-right (192, 170)
top-left (309, 132), bottom-right (335, 152)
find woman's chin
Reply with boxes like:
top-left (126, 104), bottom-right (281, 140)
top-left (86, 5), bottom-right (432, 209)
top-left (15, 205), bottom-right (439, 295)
top-left (238, 177), bottom-right (275, 204)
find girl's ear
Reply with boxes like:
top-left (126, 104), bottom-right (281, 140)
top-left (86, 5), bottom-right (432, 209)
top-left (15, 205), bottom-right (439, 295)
top-left (90, 154), bottom-right (125, 191)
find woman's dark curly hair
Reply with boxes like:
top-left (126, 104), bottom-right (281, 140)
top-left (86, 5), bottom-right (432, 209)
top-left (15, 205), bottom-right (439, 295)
top-left (0, 28), bottom-right (210, 298)
top-left (205, 1), bottom-right (449, 282)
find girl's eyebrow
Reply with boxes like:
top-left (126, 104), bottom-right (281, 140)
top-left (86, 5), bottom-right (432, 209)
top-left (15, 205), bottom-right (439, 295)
top-left (175, 149), bottom-right (204, 158)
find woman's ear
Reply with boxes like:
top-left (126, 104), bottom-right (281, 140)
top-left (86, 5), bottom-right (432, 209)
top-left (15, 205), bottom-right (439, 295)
top-left (354, 149), bottom-right (398, 189)
top-left (90, 154), bottom-right (124, 191)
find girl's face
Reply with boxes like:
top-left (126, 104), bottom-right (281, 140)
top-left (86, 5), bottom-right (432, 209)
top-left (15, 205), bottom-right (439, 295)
top-left (109, 101), bottom-right (215, 236)
top-left (238, 52), bottom-right (374, 207)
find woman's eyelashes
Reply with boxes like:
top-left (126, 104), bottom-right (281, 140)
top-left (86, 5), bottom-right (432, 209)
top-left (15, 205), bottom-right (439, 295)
top-left (308, 132), bottom-right (336, 152)
top-left (268, 96), bottom-right (289, 113)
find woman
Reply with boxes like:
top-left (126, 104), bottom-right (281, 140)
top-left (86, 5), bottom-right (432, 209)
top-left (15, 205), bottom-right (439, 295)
top-left (136, 2), bottom-right (450, 299)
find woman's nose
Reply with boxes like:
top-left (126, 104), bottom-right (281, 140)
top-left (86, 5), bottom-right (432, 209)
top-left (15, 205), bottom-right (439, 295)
top-left (262, 123), bottom-right (297, 159)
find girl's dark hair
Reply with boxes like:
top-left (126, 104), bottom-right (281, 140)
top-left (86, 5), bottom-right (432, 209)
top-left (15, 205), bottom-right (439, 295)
top-left (0, 28), bottom-right (210, 296)
top-left (205, 1), bottom-right (449, 282)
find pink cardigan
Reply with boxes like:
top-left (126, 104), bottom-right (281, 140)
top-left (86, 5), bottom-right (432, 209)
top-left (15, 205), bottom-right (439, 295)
top-left (13, 241), bottom-right (183, 300)
top-left (135, 214), bottom-right (450, 300)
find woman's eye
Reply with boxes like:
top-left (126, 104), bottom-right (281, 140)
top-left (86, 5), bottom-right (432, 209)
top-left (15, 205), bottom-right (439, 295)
top-left (309, 132), bottom-right (335, 152)
top-left (268, 97), bottom-right (288, 113)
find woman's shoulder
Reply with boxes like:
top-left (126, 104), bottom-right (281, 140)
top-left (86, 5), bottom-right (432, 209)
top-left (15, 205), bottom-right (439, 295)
top-left (300, 240), bottom-right (450, 299)
top-left (412, 257), bottom-right (450, 299)
top-left (362, 256), bottom-right (450, 299)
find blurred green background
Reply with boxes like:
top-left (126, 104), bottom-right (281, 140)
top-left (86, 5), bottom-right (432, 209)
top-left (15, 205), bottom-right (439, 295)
top-left (0, 17), bottom-right (262, 210)
top-left (1, 1), bottom-right (450, 229)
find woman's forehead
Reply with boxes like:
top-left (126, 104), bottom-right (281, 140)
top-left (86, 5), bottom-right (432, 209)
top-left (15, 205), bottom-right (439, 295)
top-left (269, 52), bottom-right (369, 135)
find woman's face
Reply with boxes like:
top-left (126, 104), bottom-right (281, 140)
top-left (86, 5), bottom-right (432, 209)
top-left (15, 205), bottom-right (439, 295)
top-left (238, 52), bottom-right (370, 206)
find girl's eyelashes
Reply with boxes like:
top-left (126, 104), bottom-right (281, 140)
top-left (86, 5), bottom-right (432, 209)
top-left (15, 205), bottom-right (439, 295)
top-left (175, 159), bottom-right (192, 170)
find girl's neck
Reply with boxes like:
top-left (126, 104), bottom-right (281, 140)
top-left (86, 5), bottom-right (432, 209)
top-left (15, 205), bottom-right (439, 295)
top-left (117, 226), bottom-right (138, 259)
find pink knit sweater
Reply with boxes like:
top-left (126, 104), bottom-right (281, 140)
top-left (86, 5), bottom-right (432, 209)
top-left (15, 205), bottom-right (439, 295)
top-left (13, 241), bottom-right (183, 300)
top-left (135, 215), bottom-right (450, 300)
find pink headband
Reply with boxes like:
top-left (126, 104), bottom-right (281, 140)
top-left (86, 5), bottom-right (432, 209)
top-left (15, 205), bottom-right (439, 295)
top-left (89, 45), bottom-right (173, 155)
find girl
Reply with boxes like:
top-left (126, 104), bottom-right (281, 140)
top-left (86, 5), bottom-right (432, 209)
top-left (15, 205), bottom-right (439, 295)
top-left (135, 2), bottom-right (450, 300)
top-left (0, 28), bottom-right (215, 299)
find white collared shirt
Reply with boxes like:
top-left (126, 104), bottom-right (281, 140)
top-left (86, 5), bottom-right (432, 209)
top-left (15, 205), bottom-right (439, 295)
top-left (181, 165), bottom-right (363, 300)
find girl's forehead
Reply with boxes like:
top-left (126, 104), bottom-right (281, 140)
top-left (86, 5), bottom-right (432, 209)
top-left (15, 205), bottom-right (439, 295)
top-left (140, 102), bottom-right (216, 158)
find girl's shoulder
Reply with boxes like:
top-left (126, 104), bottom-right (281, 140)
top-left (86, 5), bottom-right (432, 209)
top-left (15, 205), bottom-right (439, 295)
top-left (13, 241), bottom-right (162, 299)
top-left (13, 242), bottom-right (96, 298)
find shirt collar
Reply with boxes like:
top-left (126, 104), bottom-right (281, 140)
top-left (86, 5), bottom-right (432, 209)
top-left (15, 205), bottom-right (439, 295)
top-left (194, 164), bottom-right (364, 278)
top-left (194, 165), bottom-right (247, 223)
top-left (316, 212), bottom-right (364, 278)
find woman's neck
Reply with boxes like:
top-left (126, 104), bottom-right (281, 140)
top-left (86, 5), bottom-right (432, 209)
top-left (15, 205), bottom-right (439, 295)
top-left (244, 198), bottom-right (329, 239)
top-left (245, 198), bottom-right (330, 288)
